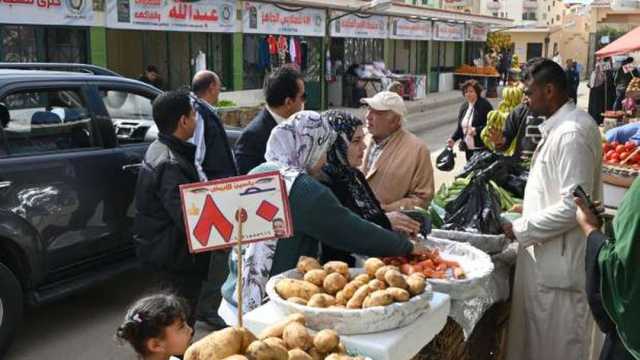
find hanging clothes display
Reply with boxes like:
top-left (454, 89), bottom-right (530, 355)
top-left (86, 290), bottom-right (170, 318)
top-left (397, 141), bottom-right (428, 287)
top-left (277, 35), bottom-right (288, 65)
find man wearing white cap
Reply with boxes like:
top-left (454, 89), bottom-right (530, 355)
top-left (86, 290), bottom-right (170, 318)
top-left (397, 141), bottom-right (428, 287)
top-left (359, 91), bottom-right (435, 212)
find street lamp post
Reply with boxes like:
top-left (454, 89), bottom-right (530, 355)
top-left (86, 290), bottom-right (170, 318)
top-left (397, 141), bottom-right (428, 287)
top-left (321, 0), bottom-right (392, 110)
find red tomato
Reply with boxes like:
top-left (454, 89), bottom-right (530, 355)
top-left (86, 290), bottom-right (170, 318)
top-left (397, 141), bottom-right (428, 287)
top-left (610, 153), bottom-right (620, 163)
top-left (616, 145), bottom-right (626, 154)
top-left (620, 152), bottom-right (630, 160)
top-left (400, 263), bottom-right (412, 275)
top-left (606, 149), bottom-right (617, 158)
top-left (611, 141), bottom-right (620, 148)
top-left (633, 153), bottom-right (640, 164)
top-left (625, 141), bottom-right (637, 152)
top-left (603, 143), bottom-right (611, 153)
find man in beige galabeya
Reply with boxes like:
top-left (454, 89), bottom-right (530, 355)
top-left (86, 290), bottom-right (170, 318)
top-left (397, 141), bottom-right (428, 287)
top-left (359, 91), bottom-right (435, 211)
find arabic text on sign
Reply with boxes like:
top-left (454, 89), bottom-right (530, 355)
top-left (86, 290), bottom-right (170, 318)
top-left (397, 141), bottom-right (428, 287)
top-left (261, 12), bottom-right (311, 26)
top-left (341, 18), bottom-right (382, 30)
top-left (135, 0), bottom-right (161, 5)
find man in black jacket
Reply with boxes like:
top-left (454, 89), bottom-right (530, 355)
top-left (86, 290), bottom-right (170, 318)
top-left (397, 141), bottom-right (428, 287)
top-left (235, 66), bottom-right (305, 175)
top-left (190, 70), bottom-right (237, 329)
top-left (134, 90), bottom-right (208, 326)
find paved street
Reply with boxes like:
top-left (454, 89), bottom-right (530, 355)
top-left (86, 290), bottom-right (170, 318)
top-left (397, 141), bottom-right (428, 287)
top-left (5, 107), bottom-right (459, 360)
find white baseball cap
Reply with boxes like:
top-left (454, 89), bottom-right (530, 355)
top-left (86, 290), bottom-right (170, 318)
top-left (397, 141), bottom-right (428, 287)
top-left (360, 91), bottom-right (407, 117)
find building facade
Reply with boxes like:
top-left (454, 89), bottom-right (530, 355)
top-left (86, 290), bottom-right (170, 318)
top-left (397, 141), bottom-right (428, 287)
top-left (0, 0), bottom-right (510, 107)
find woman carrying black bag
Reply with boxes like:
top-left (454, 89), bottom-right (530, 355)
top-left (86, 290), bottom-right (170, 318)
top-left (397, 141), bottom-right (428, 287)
top-left (447, 79), bottom-right (494, 161)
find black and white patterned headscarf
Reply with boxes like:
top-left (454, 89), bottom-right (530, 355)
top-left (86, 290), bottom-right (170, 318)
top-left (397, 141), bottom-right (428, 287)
top-left (236, 110), bottom-right (337, 312)
top-left (322, 110), bottom-right (388, 225)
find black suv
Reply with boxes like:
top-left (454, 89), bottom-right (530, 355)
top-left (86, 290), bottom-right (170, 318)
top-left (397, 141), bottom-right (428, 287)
top-left (0, 65), bottom-right (240, 355)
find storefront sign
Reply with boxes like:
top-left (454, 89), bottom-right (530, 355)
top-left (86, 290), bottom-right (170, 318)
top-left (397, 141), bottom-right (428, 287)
top-left (106, 0), bottom-right (236, 33)
top-left (0, 0), bottom-right (94, 26)
top-left (180, 172), bottom-right (293, 253)
top-left (466, 24), bottom-right (489, 42)
top-left (242, 2), bottom-right (325, 37)
top-left (330, 12), bottom-right (388, 39)
top-left (433, 22), bottom-right (465, 42)
top-left (389, 17), bottom-right (432, 41)
top-left (443, 0), bottom-right (469, 5)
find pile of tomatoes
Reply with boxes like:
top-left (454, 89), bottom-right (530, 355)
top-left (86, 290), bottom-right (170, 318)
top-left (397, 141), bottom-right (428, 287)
top-left (603, 141), bottom-right (640, 169)
top-left (382, 249), bottom-right (466, 280)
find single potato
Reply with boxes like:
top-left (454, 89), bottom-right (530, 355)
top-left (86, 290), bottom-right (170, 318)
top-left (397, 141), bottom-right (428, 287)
top-left (323, 261), bottom-right (350, 279)
top-left (258, 313), bottom-right (305, 339)
top-left (386, 287), bottom-right (411, 302)
top-left (287, 297), bottom-right (308, 306)
top-left (367, 279), bottom-right (387, 291)
top-left (245, 340), bottom-right (288, 360)
top-left (384, 269), bottom-right (409, 290)
top-left (288, 349), bottom-right (313, 360)
top-left (275, 279), bottom-right (320, 301)
top-left (303, 269), bottom-right (328, 287)
top-left (362, 290), bottom-right (394, 308)
top-left (323, 273), bottom-right (348, 295)
top-left (353, 274), bottom-right (371, 284)
top-left (364, 258), bottom-right (385, 277)
top-left (346, 284), bottom-right (371, 309)
top-left (184, 327), bottom-right (244, 360)
top-left (307, 293), bottom-right (336, 308)
top-left (375, 265), bottom-right (399, 282)
top-left (313, 329), bottom-right (340, 353)
top-left (282, 321), bottom-right (313, 351)
top-left (407, 273), bottom-right (427, 296)
top-left (297, 256), bottom-right (322, 274)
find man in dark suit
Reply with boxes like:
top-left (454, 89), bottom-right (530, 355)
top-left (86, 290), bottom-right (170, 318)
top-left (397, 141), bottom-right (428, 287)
top-left (235, 66), bottom-right (306, 175)
top-left (190, 70), bottom-right (238, 329)
top-left (191, 71), bottom-right (238, 181)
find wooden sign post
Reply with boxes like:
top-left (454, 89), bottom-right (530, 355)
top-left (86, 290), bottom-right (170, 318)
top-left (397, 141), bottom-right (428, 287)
top-left (179, 171), bottom-right (293, 326)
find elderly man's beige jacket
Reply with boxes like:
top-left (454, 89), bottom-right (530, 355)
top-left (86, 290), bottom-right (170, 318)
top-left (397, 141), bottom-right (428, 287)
top-left (360, 128), bottom-right (435, 211)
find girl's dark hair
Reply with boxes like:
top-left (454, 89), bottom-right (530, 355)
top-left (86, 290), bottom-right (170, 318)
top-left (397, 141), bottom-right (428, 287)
top-left (460, 79), bottom-right (483, 98)
top-left (116, 293), bottom-right (190, 356)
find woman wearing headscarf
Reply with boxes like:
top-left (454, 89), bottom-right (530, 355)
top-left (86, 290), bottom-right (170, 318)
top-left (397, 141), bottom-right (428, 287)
top-left (318, 110), bottom-right (420, 265)
top-left (575, 177), bottom-right (640, 360)
top-left (220, 111), bottom-right (421, 315)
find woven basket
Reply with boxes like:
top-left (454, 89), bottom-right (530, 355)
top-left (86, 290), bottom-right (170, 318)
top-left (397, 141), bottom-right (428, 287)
top-left (411, 302), bottom-right (511, 360)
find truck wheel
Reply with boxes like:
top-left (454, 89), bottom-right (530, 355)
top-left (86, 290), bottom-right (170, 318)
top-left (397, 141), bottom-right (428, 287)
top-left (0, 262), bottom-right (22, 358)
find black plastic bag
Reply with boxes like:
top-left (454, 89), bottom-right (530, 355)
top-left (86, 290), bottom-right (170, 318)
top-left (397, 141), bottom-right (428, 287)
top-left (442, 178), bottom-right (503, 234)
top-left (502, 171), bottom-right (529, 198)
top-left (436, 147), bottom-right (456, 171)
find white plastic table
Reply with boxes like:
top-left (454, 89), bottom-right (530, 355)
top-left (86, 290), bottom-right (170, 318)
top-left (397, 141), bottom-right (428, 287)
top-left (242, 292), bottom-right (451, 360)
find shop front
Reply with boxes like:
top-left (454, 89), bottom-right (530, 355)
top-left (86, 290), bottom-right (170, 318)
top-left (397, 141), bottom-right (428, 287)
top-left (241, 1), bottom-right (325, 110)
top-left (387, 17), bottom-right (432, 100)
top-left (329, 12), bottom-right (387, 107)
top-left (464, 23), bottom-right (489, 66)
top-left (104, 0), bottom-right (236, 90)
top-left (431, 21), bottom-right (465, 93)
top-left (0, 0), bottom-right (93, 63)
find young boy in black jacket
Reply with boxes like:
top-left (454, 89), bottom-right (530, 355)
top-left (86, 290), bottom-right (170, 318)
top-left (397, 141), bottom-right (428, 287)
top-left (134, 90), bottom-right (209, 325)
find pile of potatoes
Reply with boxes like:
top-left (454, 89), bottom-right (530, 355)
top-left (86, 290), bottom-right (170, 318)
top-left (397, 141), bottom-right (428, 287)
top-left (184, 313), bottom-right (364, 360)
top-left (274, 257), bottom-right (427, 310)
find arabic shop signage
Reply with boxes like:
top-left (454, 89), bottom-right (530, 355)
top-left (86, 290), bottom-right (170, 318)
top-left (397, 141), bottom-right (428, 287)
top-left (0, 0), bottom-right (94, 26)
top-left (466, 23), bottom-right (489, 42)
top-left (433, 21), bottom-right (465, 42)
top-left (389, 17), bottom-right (432, 41)
top-left (330, 11), bottom-right (388, 39)
top-left (106, 0), bottom-right (237, 33)
top-left (243, 1), bottom-right (325, 37)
